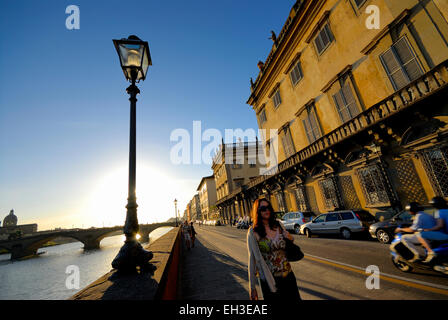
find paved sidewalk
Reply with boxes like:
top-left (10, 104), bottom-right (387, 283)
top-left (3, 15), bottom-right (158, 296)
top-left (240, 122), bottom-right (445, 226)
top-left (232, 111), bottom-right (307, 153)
top-left (179, 230), bottom-right (250, 300)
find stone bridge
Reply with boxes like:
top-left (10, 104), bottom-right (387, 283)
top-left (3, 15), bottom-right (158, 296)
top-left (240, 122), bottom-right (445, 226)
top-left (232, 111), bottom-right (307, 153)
top-left (0, 222), bottom-right (175, 260)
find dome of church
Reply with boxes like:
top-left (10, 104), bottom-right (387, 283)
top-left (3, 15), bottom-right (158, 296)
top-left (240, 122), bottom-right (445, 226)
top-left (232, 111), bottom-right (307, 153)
top-left (3, 209), bottom-right (18, 227)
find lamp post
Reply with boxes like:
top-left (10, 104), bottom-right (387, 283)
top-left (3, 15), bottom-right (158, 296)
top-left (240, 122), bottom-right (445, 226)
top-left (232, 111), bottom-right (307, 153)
top-left (174, 198), bottom-right (178, 227)
top-left (111, 35), bottom-right (154, 273)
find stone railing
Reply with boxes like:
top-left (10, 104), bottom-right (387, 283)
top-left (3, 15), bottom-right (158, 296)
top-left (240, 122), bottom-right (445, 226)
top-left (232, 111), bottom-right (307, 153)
top-left (70, 227), bottom-right (181, 300)
top-left (244, 60), bottom-right (448, 194)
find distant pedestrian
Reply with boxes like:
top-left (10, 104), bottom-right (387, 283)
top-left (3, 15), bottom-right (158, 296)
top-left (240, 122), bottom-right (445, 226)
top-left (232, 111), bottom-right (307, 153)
top-left (182, 221), bottom-right (191, 250)
top-left (246, 198), bottom-right (301, 301)
top-left (190, 222), bottom-right (197, 248)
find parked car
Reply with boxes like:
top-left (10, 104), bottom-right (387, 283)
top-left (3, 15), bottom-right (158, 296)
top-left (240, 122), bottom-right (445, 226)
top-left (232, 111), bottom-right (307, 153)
top-left (369, 207), bottom-right (436, 244)
top-left (300, 210), bottom-right (377, 240)
top-left (281, 212), bottom-right (314, 234)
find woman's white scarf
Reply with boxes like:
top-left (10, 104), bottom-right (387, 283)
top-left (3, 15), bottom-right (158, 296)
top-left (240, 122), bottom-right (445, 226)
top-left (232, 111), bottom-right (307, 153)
top-left (247, 227), bottom-right (277, 293)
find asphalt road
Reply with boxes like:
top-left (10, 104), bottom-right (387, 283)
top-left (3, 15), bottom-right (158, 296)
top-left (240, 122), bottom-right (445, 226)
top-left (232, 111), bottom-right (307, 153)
top-left (194, 224), bottom-right (448, 300)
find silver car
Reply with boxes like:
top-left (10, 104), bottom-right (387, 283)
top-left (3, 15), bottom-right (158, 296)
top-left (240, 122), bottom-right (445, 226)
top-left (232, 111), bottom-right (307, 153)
top-left (300, 210), bottom-right (377, 240)
top-left (281, 212), bottom-right (314, 234)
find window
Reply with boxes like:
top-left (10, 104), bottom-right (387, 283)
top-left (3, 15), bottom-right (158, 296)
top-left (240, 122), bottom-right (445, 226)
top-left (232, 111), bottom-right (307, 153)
top-left (302, 105), bottom-right (322, 144)
top-left (275, 192), bottom-right (286, 212)
top-left (318, 178), bottom-right (341, 209)
top-left (266, 139), bottom-right (278, 169)
top-left (325, 213), bottom-right (340, 222)
top-left (294, 187), bottom-right (309, 212)
top-left (340, 212), bottom-right (354, 220)
top-left (380, 37), bottom-right (423, 90)
top-left (314, 215), bottom-right (326, 223)
top-left (353, 0), bottom-right (367, 8)
top-left (281, 126), bottom-right (296, 158)
top-left (314, 23), bottom-right (334, 55)
top-left (273, 89), bottom-right (282, 108)
top-left (333, 81), bottom-right (360, 123)
top-left (290, 61), bottom-right (303, 86)
top-left (258, 108), bottom-right (267, 125)
top-left (357, 164), bottom-right (390, 206)
top-left (249, 163), bottom-right (256, 168)
top-left (422, 147), bottom-right (448, 197)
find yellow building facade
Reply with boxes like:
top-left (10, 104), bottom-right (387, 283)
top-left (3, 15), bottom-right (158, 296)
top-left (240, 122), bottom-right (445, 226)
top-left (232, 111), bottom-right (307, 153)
top-left (216, 0), bottom-right (448, 223)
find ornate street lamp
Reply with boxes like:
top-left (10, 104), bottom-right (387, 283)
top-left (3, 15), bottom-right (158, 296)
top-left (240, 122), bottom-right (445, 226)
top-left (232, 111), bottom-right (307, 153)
top-left (111, 35), bottom-right (153, 273)
top-left (174, 198), bottom-right (178, 227)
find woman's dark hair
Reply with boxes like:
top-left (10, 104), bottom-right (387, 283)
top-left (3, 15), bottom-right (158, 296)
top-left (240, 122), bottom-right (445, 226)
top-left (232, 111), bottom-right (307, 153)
top-left (251, 198), bottom-right (280, 238)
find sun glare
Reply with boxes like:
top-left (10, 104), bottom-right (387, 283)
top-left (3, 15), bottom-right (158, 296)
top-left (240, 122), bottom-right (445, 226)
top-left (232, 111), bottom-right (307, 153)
top-left (84, 163), bottom-right (195, 228)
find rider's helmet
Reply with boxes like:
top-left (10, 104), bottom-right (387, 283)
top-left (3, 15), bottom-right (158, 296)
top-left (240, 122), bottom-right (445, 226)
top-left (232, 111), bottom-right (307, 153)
top-left (405, 202), bottom-right (422, 213)
top-left (429, 196), bottom-right (448, 209)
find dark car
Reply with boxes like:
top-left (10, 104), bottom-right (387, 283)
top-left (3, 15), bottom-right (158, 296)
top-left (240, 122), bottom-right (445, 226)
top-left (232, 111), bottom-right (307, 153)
top-left (369, 211), bottom-right (412, 244)
top-left (369, 207), bottom-right (435, 244)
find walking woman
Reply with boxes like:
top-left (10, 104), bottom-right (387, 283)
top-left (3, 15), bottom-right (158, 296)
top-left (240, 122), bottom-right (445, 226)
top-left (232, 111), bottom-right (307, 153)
top-left (247, 198), bottom-right (301, 300)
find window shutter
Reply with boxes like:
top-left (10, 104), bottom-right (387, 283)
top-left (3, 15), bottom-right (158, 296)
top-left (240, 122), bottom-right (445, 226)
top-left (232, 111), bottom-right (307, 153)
top-left (302, 118), bottom-right (314, 143)
top-left (381, 48), bottom-right (409, 90)
top-left (333, 90), bottom-right (350, 122)
top-left (324, 24), bottom-right (333, 43)
top-left (282, 128), bottom-right (295, 158)
top-left (342, 83), bottom-right (360, 118)
top-left (273, 90), bottom-right (282, 108)
top-left (393, 38), bottom-right (423, 82)
top-left (281, 134), bottom-right (289, 158)
top-left (259, 109), bottom-right (267, 125)
top-left (290, 62), bottom-right (302, 86)
top-left (309, 108), bottom-right (321, 140)
top-left (314, 36), bottom-right (324, 54)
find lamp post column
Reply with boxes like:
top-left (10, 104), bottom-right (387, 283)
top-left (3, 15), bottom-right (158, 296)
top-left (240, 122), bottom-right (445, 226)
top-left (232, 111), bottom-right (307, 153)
top-left (124, 79), bottom-right (140, 239)
top-left (111, 78), bottom-right (154, 274)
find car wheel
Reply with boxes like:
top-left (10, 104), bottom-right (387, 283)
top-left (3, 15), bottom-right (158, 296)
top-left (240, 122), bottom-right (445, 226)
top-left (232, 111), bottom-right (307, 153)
top-left (376, 229), bottom-right (391, 244)
top-left (340, 228), bottom-right (351, 240)
top-left (305, 228), bottom-right (312, 238)
top-left (294, 225), bottom-right (301, 235)
top-left (391, 256), bottom-right (413, 273)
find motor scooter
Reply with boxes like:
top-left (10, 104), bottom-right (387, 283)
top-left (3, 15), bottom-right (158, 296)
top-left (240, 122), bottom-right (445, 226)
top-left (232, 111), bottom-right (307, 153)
top-left (390, 232), bottom-right (448, 275)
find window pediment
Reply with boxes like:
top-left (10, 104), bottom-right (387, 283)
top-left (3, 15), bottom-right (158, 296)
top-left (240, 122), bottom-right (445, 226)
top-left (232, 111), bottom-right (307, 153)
top-left (305, 10), bottom-right (331, 44)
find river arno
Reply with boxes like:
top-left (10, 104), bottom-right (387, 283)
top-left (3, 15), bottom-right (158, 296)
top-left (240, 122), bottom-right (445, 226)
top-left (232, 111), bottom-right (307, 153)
top-left (0, 227), bottom-right (173, 300)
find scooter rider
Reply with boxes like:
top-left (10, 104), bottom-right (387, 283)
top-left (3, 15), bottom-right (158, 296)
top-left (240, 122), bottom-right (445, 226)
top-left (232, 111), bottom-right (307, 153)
top-left (394, 202), bottom-right (437, 262)
top-left (416, 197), bottom-right (448, 263)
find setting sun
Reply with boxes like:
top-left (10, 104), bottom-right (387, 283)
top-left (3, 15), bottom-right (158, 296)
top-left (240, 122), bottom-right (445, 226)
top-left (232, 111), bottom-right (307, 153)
top-left (84, 163), bottom-right (195, 228)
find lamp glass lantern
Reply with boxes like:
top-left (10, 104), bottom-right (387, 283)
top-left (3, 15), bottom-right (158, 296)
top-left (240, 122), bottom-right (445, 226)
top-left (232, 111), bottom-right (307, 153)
top-left (113, 35), bottom-right (152, 82)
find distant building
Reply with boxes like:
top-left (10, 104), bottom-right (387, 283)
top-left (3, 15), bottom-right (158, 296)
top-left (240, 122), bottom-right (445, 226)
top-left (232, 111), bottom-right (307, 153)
top-left (3, 209), bottom-right (18, 227)
top-left (212, 141), bottom-right (265, 223)
top-left (189, 194), bottom-right (202, 222)
top-left (197, 175), bottom-right (217, 221)
top-left (0, 209), bottom-right (38, 240)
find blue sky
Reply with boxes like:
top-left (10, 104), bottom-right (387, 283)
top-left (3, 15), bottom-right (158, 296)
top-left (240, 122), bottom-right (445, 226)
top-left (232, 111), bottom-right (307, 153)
top-left (0, 0), bottom-right (294, 229)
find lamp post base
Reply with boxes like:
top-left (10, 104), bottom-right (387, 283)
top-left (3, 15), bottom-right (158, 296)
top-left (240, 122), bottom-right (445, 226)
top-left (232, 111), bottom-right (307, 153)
top-left (111, 239), bottom-right (155, 274)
